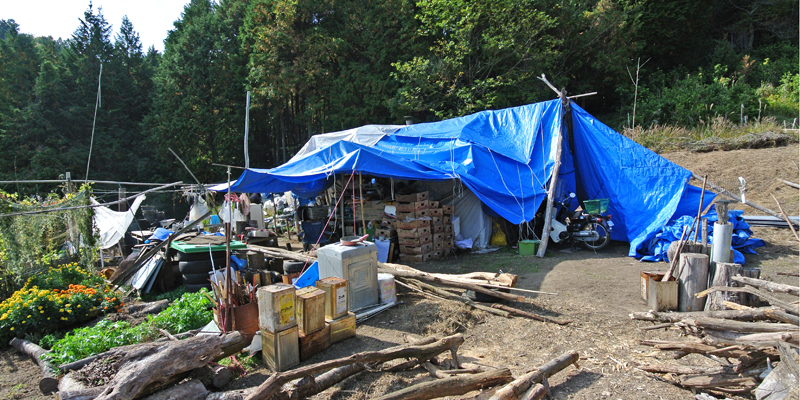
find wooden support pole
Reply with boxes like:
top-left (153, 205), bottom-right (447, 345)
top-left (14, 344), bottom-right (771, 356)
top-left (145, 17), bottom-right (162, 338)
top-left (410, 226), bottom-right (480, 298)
top-left (537, 90), bottom-right (568, 258)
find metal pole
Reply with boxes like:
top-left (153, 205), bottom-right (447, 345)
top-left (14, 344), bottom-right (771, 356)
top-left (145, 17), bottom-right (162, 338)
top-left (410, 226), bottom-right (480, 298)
top-left (244, 91), bottom-right (251, 168)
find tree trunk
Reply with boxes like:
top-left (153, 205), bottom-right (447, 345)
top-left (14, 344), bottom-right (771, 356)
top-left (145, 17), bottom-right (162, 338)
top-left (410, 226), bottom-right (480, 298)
top-left (93, 332), bottom-right (244, 400)
top-left (245, 334), bottom-right (465, 400)
top-left (489, 351), bottom-right (579, 400)
top-left (372, 368), bottom-right (512, 400)
top-left (740, 268), bottom-right (761, 306)
top-left (678, 253), bottom-right (709, 312)
top-left (192, 365), bottom-right (232, 389)
top-left (688, 317), bottom-right (796, 333)
top-left (127, 300), bottom-right (170, 317)
top-left (703, 329), bottom-right (798, 346)
top-left (630, 308), bottom-right (773, 323)
top-left (9, 337), bottom-right (59, 394)
top-left (705, 263), bottom-right (743, 311)
top-left (140, 379), bottom-right (208, 400)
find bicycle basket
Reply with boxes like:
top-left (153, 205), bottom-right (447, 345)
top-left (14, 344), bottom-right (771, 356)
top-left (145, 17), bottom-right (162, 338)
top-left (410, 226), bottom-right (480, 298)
top-left (583, 198), bottom-right (609, 214)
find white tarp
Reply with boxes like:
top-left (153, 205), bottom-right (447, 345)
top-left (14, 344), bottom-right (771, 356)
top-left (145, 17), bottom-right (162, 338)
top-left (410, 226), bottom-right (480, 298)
top-left (289, 125), bottom-right (404, 162)
top-left (92, 195), bottom-right (145, 249)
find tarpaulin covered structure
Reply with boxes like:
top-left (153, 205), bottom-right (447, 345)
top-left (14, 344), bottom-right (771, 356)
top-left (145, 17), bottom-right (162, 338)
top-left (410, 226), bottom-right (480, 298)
top-left (211, 99), bottom-right (714, 256)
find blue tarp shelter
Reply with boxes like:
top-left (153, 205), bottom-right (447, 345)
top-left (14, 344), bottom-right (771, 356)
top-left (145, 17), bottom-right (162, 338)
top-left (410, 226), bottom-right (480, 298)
top-left (210, 99), bottom-right (714, 257)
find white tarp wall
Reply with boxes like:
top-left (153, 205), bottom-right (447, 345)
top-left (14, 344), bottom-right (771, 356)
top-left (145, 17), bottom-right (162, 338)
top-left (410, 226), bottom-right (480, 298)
top-left (92, 195), bottom-right (146, 249)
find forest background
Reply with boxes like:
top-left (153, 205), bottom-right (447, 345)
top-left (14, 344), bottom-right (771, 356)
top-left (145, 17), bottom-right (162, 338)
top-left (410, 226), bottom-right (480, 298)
top-left (1, 0), bottom-right (798, 188)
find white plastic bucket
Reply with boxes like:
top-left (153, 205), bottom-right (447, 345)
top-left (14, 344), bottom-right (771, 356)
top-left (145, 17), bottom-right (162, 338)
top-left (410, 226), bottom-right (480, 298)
top-left (377, 273), bottom-right (396, 304)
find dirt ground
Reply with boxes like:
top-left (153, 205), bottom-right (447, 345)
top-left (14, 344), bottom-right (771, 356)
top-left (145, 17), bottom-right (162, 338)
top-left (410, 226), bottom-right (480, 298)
top-left (1, 145), bottom-right (798, 400)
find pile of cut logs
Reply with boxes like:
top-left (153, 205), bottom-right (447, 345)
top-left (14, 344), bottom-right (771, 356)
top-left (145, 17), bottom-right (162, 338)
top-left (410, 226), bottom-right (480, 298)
top-left (632, 275), bottom-right (799, 399)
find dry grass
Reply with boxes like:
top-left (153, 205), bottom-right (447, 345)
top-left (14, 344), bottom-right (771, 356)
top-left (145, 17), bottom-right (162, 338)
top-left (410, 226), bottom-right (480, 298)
top-left (406, 296), bottom-right (486, 336)
top-left (622, 117), bottom-right (798, 153)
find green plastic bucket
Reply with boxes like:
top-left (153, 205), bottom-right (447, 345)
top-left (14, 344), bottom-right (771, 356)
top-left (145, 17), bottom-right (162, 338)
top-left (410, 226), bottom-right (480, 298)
top-left (518, 239), bottom-right (539, 256)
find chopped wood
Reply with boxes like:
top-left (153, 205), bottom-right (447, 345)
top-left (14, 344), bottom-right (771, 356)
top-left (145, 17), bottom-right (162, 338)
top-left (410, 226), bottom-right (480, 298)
top-left (192, 365), bottom-right (232, 389)
top-left (520, 383), bottom-right (547, 400)
top-left (630, 308), bottom-right (773, 323)
top-left (733, 348), bottom-right (780, 373)
top-left (372, 368), bottom-right (513, 400)
top-left (765, 308), bottom-right (800, 325)
top-left (91, 332), bottom-right (244, 400)
top-left (489, 303), bottom-right (571, 325)
top-left (639, 340), bottom-right (747, 358)
top-left (9, 337), bottom-right (59, 394)
top-left (696, 286), bottom-right (799, 314)
top-left (140, 379), bottom-right (208, 400)
top-left (244, 334), bottom-right (465, 400)
top-left (58, 386), bottom-right (107, 400)
top-left (637, 363), bottom-right (726, 375)
top-left (380, 265), bottom-right (529, 303)
top-left (722, 301), bottom-right (752, 310)
top-left (402, 278), bottom-right (511, 318)
top-left (678, 253), bottom-right (709, 311)
top-left (488, 351), bottom-right (579, 400)
top-left (688, 316), bottom-right (797, 333)
top-left (754, 342), bottom-right (800, 400)
top-left (705, 263), bottom-right (743, 311)
top-left (703, 329), bottom-right (798, 346)
top-left (678, 374), bottom-right (758, 389)
top-left (731, 274), bottom-right (800, 296)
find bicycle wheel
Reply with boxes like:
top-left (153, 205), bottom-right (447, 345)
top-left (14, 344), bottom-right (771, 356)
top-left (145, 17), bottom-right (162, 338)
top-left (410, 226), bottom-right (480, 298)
top-left (581, 222), bottom-right (611, 250)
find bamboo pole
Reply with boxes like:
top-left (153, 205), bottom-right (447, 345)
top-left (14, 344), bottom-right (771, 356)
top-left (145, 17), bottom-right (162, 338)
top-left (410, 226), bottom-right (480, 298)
top-left (537, 90), bottom-right (568, 257)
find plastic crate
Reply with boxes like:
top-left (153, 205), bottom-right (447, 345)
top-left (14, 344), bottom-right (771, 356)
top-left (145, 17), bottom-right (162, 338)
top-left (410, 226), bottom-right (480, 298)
top-left (583, 198), bottom-right (609, 214)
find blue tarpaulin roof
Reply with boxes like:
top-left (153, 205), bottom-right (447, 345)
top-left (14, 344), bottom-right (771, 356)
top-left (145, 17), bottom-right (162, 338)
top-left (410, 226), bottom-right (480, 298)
top-left (211, 99), bottom-right (714, 257)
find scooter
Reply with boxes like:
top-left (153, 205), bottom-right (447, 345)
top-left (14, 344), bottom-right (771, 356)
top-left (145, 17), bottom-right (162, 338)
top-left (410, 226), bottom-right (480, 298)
top-left (549, 193), bottom-right (613, 250)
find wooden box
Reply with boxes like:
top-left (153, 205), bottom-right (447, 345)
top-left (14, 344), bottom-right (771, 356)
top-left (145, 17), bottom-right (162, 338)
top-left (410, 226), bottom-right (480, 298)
top-left (444, 224), bottom-right (453, 233)
top-left (396, 219), bottom-right (430, 229)
top-left (432, 241), bottom-right (444, 252)
top-left (397, 210), bottom-right (429, 220)
top-left (429, 201), bottom-right (439, 208)
top-left (296, 287), bottom-right (326, 336)
top-left (443, 215), bottom-right (452, 225)
top-left (430, 208), bottom-right (443, 216)
top-left (396, 191), bottom-right (428, 202)
top-left (299, 324), bottom-right (330, 361)
top-left (398, 234), bottom-right (432, 246)
top-left (431, 216), bottom-right (442, 225)
top-left (316, 277), bottom-right (349, 320)
top-left (257, 284), bottom-right (296, 333)
top-left (432, 232), bottom-right (444, 243)
top-left (261, 326), bottom-right (299, 372)
top-left (327, 312), bottom-right (356, 344)
top-left (375, 228), bottom-right (396, 238)
top-left (641, 271), bottom-right (677, 311)
top-left (397, 226), bottom-right (431, 238)
top-left (381, 218), bottom-right (396, 229)
top-left (433, 224), bottom-right (444, 233)
top-left (443, 205), bottom-right (454, 214)
top-left (400, 243), bottom-right (433, 255)
top-left (398, 253), bottom-right (432, 263)
top-left (396, 200), bottom-right (430, 212)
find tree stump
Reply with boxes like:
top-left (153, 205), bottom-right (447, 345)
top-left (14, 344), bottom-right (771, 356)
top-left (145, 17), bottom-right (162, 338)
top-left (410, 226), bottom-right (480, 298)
top-left (678, 253), bottom-right (709, 312)
top-left (705, 262), bottom-right (743, 311)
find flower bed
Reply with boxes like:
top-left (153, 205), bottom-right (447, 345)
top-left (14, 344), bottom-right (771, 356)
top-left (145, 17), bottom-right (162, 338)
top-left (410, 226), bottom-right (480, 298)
top-left (0, 263), bottom-right (123, 344)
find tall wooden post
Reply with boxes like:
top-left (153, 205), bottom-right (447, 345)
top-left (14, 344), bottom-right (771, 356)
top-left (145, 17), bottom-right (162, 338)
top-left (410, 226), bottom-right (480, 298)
top-left (118, 188), bottom-right (127, 212)
top-left (536, 90), bottom-right (569, 258)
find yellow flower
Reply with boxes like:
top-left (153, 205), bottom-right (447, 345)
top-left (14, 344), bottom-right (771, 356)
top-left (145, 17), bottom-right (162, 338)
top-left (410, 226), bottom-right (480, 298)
top-left (59, 309), bottom-right (64, 313)
top-left (10, 327), bottom-right (13, 331)
top-left (76, 305), bottom-right (80, 308)
top-left (66, 310), bottom-right (71, 313)
top-left (38, 306), bottom-right (42, 310)
top-left (40, 311), bottom-right (44, 314)
top-left (21, 320), bottom-right (25, 324)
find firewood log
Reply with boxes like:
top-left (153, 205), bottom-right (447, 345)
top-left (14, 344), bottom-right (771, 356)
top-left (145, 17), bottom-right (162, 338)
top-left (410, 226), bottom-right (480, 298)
top-left (244, 334), bottom-right (465, 400)
top-left (488, 351), bottom-right (579, 400)
top-left (372, 368), bottom-right (513, 400)
top-left (687, 317), bottom-right (797, 333)
top-left (140, 379), bottom-right (208, 400)
top-left (9, 338), bottom-right (59, 394)
top-left (630, 308), bottom-right (773, 323)
top-left (732, 275), bottom-right (800, 296)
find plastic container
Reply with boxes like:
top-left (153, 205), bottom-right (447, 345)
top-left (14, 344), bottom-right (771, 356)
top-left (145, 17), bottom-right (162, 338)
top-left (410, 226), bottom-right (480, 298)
top-left (518, 239), bottom-right (539, 256)
top-left (374, 238), bottom-right (391, 263)
top-left (377, 273), bottom-right (396, 304)
top-left (583, 198), bottom-right (609, 214)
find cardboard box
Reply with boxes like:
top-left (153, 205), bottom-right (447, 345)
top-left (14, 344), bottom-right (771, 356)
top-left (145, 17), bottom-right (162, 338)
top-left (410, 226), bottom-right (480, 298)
top-left (397, 209), bottom-right (429, 220)
top-left (396, 219), bottom-right (430, 229)
top-left (399, 253), bottom-right (432, 263)
top-left (433, 224), bottom-right (444, 233)
top-left (396, 191), bottom-right (429, 202)
top-left (396, 200), bottom-right (430, 212)
top-left (443, 205), bottom-right (454, 214)
top-left (430, 208), bottom-right (443, 216)
top-left (400, 242), bottom-right (433, 255)
top-left (444, 224), bottom-right (453, 233)
top-left (432, 232), bottom-right (444, 243)
top-left (327, 312), bottom-right (356, 344)
top-left (429, 201), bottom-right (439, 208)
top-left (375, 228), bottom-right (396, 238)
top-left (432, 241), bottom-right (444, 252)
top-left (299, 324), bottom-right (330, 361)
top-left (398, 234), bottom-right (432, 246)
top-left (431, 216), bottom-right (442, 225)
top-left (443, 215), bottom-right (452, 225)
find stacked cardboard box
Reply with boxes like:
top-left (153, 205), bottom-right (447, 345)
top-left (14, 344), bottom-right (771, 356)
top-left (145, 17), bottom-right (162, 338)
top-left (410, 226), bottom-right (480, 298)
top-left (396, 191), bottom-right (432, 263)
top-left (431, 203), bottom-right (455, 258)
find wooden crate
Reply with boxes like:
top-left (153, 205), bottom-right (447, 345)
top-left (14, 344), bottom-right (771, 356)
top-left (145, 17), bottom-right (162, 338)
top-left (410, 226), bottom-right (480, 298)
top-left (443, 215), bottom-right (452, 225)
top-left (327, 312), bottom-right (356, 344)
top-left (396, 191), bottom-right (428, 202)
top-left (430, 208), bottom-right (443, 216)
top-left (296, 287), bottom-right (326, 336)
top-left (396, 219), bottom-right (430, 229)
top-left (299, 324), bottom-right (330, 361)
top-left (375, 228), bottom-right (396, 238)
top-left (432, 241), bottom-right (443, 252)
top-left (257, 284), bottom-right (296, 333)
top-left (432, 224), bottom-right (444, 233)
top-left (429, 201), bottom-right (439, 208)
top-left (381, 218), bottom-right (396, 228)
top-left (397, 226), bottom-right (431, 238)
top-left (400, 242), bottom-right (433, 255)
top-left (316, 277), bottom-right (349, 320)
top-left (432, 233), bottom-right (444, 243)
top-left (431, 216), bottom-right (442, 225)
top-left (262, 326), bottom-right (299, 372)
top-left (396, 200), bottom-right (430, 212)
top-left (398, 253), bottom-right (432, 263)
top-left (444, 224), bottom-right (453, 233)
top-left (398, 234), bottom-right (432, 246)
top-left (397, 209), bottom-right (429, 220)
top-left (443, 205), bottom-right (454, 214)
